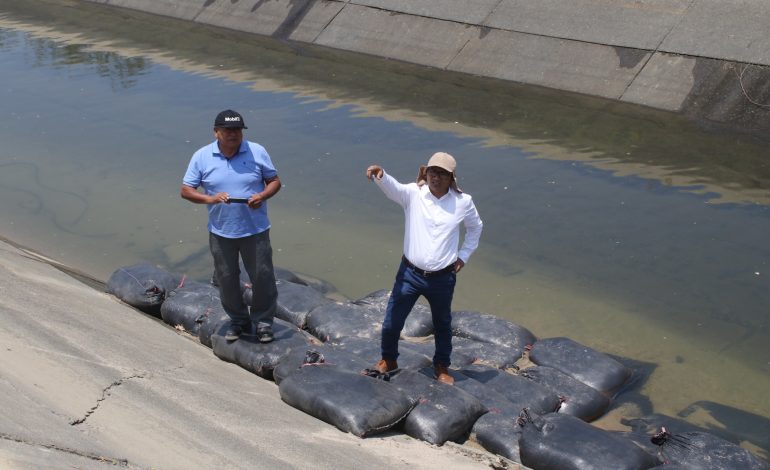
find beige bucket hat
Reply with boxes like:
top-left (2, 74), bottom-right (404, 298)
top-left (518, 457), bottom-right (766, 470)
top-left (416, 152), bottom-right (462, 193)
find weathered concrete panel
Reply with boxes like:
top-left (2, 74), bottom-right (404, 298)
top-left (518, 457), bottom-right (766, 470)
top-left (315, 4), bottom-right (478, 69)
top-left (450, 29), bottom-right (650, 99)
top-left (194, 0), bottom-right (344, 43)
top-left (676, 59), bottom-right (770, 131)
top-left (621, 52), bottom-right (696, 111)
top-left (104, 0), bottom-right (203, 21)
top-left (661, 0), bottom-right (770, 66)
top-left (485, 0), bottom-right (690, 50)
top-left (350, 0), bottom-right (499, 24)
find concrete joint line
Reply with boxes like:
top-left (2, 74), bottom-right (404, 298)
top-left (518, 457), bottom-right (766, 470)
top-left (619, 0), bottom-right (698, 100)
top-left (347, 2), bottom-right (476, 27)
top-left (311, 0), bottom-right (350, 44)
top-left (0, 432), bottom-right (131, 467)
top-left (655, 0), bottom-right (698, 53)
top-left (70, 373), bottom-right (146, 426)
top-left (447, 36), bottom-right (474, 72)
top-left (479, 0), bottom-right (506, 27)
top-left (191, 1), bottom-right (211, 23)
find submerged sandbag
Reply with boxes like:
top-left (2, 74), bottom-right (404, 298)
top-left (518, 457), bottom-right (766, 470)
top-left (211, 318), bottom-right (317, 380)
top-left (528, 337), bottom-right (632, 396)
top-left (278, 365), bottom-right (414, 437)
top-left (106, 263), bottom-right (181, 315)
top-left (649, 430), bottom-right (769, 469)
top-left (389, 368), bottom-right (487, 446)
top-left (160, 281), bottom-right (222, 336)
top-left (353, 289), bottom-right (434, 338)
top-left (458, 364), bottom-right (561, 416)
top-left (519, 412), bottom-right (657, 470)
top-left (305, 301), bottom-right (381, 341)
top-left (451, 310), bottom-right (536, 352)
top-left (621, 411), bottom-right (770, 464)
top-left (521, 366), bottom-right (610, 422)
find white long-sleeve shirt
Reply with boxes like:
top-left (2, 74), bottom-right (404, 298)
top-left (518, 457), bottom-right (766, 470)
top-left (375, 171), bottom-right (483, 271)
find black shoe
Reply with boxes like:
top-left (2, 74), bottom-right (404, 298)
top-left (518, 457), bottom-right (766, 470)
top-left (256, 327), bottom-right (274, 343)
top-left (224, 324), bottom-right (243, 342)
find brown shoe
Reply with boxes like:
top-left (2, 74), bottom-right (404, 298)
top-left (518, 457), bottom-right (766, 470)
top-left (434, 364), bottom-right (454, 385)
top-left (373, 358), bottom-right (398, 374)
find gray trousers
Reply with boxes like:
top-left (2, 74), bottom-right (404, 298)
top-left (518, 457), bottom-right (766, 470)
top-left (209, 230), bottom-right (277, 331)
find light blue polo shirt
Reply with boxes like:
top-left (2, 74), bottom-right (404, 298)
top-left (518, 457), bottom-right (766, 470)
top-left (183, 140), bottom-right (278, 238)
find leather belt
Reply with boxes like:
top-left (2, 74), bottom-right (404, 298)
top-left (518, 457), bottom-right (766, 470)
top-left (402, 256), bottom-right (454, 277)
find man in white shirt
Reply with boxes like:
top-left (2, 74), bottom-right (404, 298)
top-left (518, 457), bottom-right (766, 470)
top-left (365, 152), bottom-right (483, 385)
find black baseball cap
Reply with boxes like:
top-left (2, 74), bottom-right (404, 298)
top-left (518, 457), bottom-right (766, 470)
top-left (214, 109), bottom-right (248, 129)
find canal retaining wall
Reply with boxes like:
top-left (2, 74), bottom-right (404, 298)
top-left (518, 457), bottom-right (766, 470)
top-left (81, 0), bottom-right (769, 129)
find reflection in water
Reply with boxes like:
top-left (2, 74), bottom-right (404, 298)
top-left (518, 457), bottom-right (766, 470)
top-left (1, 26), bottom-right (148, 90)
top-left (0, 1), bottom-right (769, 459)
top-left (1, 0), bottom-right (768, 205)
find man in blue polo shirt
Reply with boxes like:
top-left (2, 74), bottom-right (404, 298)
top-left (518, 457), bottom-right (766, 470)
top-left (181, 109), bottom-right (281, 343)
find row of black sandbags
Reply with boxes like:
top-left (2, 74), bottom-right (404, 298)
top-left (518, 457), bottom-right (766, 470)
top-left (106, 263), bottom-right (769, 469)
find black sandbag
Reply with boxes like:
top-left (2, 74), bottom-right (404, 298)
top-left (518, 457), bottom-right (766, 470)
top-left (327, 336), bottom-right (434, 372)
top-left (389, 368), bottom-right (487, 446)
top-left (529, 337), bottom-right (632, 396)
top-left (211, 318), bottom-right (317, 380)
top-left (197, 309), bottom-right (230, 348)
top-left (398, 339), bottom-right (477, 367)
top-left (160, 281), bottom-right (222, 336)
top-left (452, 369), bottom-right (519, 412)
top-left (274, 266), bottom-right (306, 286)
top-left (275, 280), bottom-right (331, 329)
top-left (353, 289), bottom-right (434, 338)
top-left (519, 412), bottom-right (657, 470)
top-left (106, 263), bottom-right (181, 315)
top-left (272, 343), bottom-right (371, 385)
top-left (241, 265), bottom-right (335, 294)
top-left (521, 366), bottom-right (610, 422)
top-left (458, 364), bottom-right (561, 416)
top-left (214, 262), bottom-right (305, 288)
top-left (452, 336), bottom-right (523, 369)
top-left (472, 410), bottom-right (523, 463)
top-left (278, 365), bottom-right (414, 437)
top-left (305, 301), bottom-right (381, 341)
top-left (452, 310), bottom-right (536, 352)
top-left (650, 430), bottom-right (769, 469)
top-left (617, 413), bottom-right (720, 462)
top-left (450, 370), bottom-right (526, 461)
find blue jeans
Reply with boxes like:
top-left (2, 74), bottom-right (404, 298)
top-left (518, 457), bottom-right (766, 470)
top-left (209, 231), bottom-right (277, 331)
top-left (381, 260), bottom-right (456, 366)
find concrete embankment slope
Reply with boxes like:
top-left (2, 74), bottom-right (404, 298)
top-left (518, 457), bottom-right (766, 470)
top-left (81, 0), bottom-right (770, 129)
top-left (0, 239), bottom-right (508, 469)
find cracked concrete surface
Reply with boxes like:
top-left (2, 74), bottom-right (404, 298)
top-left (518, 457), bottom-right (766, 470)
top-left (0, 240), bottom-right (515, 469)
top-left (0, 434), bottom-right (130, 468)
top-left (70, 374), bottom-right (147, 426)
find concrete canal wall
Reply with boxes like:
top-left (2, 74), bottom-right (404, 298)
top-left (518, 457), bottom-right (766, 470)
top-left (81, 0), bottom-right (769, 128)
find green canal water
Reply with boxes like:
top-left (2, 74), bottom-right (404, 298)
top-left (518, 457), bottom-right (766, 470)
top-left (0, 1), bottom-right (767, 458)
